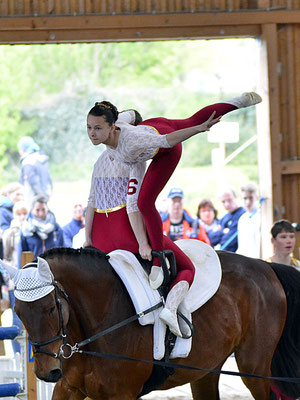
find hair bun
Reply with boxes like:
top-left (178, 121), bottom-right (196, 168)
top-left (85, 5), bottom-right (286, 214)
top-left (94, 101), bottom-right (119, 122)
top-left (95, 102), bottom-right (113, 110)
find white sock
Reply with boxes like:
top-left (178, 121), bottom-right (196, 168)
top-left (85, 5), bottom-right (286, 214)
top-left (224, 92), bottom-right (262, 109)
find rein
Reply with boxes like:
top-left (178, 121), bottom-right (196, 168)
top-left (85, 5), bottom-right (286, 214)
top-left (72, 301), bottom-right (164, 353)
top-left (28, 279), bottom-right (164, 360)
top-left (75, 350), bottom-right (300, 384)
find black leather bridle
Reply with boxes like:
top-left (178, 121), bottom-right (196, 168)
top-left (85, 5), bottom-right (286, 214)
top-left (27, 282), bottom-right (71, 359)
top-left (23, 279), bottom-right (164, 360)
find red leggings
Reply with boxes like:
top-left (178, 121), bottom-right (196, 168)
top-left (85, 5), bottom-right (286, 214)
top-left (138, 102), bottom-right (237, 287)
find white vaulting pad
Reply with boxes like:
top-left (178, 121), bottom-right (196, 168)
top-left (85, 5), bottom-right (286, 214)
top-left (108, 249), bottom-right (167, 359)
top-left (107, 250), bottom-right (162, 326)
top-left (108, 240), bottom-right (222, 360)
top-left (175, 239), bottom-right (222, 313)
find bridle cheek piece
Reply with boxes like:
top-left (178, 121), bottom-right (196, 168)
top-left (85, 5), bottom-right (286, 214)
top-left (28, 282), bottom-right (71, 360)
top-left (28, 281), bottom-right (164, 361)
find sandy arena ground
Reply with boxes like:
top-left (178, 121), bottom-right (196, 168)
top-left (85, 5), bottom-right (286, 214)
top-left (142, 356), bottom-right (253, 399)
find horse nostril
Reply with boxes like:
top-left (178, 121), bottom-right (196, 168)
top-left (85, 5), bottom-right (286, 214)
top-left (44, 368), bottom-right (62, 383)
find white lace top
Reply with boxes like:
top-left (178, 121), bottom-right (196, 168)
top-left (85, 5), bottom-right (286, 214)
top-left (88, 150), bottom-right (143, 214)
top-left (106, 122), bottom-right (171, 165)
top-left (88, 110), bottom-right (171, 215)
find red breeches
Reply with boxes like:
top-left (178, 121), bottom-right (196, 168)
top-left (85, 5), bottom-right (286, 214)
top-left (91, 208), bottom-right (139, 254)
top-left (91, 208), bottom-right (195, 288)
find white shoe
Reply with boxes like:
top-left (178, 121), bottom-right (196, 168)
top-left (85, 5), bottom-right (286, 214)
top-left (159, 308), bottom-right (182, 337)
top-left (149, 266), bottom-right (164, 290)
top-left (226, 92), bottom-right (262, 108)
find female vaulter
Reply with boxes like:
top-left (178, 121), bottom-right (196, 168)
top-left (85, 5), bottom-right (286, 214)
top-left (85, 92), bottom-right (262, 336)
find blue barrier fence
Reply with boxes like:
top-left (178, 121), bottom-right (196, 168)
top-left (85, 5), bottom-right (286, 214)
top-left (0, 383), bottom-right (22, 397)
top-left (0, 325), bottom-right (21, 341)
top-left (0, 326), bottom-right (23, 398)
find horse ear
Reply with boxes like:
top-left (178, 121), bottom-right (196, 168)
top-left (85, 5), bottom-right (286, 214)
top-left (37, 257), bottom-right (53, 283)
top-left (0, 259), bottom-right (18, 279)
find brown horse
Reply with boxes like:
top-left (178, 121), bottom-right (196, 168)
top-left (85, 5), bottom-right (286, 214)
top-left (12, 246), bottom-right (300, 400)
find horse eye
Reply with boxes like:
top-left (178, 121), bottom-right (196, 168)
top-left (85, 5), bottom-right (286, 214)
top-left (49, 306), bottom-right (56, 315)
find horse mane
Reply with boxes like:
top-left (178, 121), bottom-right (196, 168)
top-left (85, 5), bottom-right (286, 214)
top-left (35, 247), bottom-right (111, 276)
top-left (269, 262), bottom-right (300, 397)
top-left (39, 246), bottom-right (109, 261)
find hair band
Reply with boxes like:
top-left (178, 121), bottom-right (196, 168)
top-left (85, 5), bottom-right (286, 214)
top-left (95, 102), bottom-right (112, 110)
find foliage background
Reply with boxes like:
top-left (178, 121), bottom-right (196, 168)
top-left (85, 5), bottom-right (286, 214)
top-left (0, 38), bottom-right (260, 221)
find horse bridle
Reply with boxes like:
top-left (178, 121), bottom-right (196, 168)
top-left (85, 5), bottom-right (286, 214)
top-left (28, 282), bottom-right (71, 359)
top-left (26, 280), bottom-right (165, 361)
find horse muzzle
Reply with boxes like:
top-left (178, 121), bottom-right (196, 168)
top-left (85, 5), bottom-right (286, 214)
top-left (36, 367), bottom-right (63, 383)
top-left (34, 351), bottom-right (63, 383)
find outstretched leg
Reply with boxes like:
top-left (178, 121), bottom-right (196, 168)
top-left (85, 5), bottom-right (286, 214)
top-left (138, 93), bottom-right (261, 337)
top-left (137, 143), bottom-right (183, 270)
top-left (141, 92), bottom-right (261, 135)
top-left (139, 92), bottom-right (262, 263)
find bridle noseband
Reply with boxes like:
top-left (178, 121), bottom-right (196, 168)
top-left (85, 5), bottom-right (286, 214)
top-left (28, 282), bottom-right (70, 359)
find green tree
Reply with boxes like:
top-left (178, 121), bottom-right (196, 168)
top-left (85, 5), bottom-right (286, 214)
top-left (0, 38), bottom-right (259, 184)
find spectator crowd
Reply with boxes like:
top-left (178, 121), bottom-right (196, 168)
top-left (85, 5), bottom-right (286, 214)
top-left (0, 135), bottom-right (299, 353)
top-left (0, 137), bottom-right (299, 273)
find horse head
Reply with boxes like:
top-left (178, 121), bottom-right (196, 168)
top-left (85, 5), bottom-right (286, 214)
top-left (3, 257), bottom-right (70, 383)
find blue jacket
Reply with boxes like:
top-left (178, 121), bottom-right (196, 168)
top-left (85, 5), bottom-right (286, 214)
top-left (0, 195), bottom-right (14, 234)
top-left (20, 151), bottom-right (52, 205)
top-left (62, 219), bottom-right (82, 247)
top-left (208, 207), bottom-right (245, 252)
top-left (18, 222), bottom-right (64, 267)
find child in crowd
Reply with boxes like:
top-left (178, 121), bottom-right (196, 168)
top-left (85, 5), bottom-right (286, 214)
top-left (3, 201), bottom-right (28, 267)
top-left (266, 219), bottom-right (299, 268)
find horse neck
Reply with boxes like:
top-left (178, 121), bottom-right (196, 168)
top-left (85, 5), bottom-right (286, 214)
top-left (48, 254), bottom-right (128, 341)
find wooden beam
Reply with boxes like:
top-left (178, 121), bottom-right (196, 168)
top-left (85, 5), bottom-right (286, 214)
top-left (281, 159), bottom-right (300, 175)
top-left (278, 27), bottom-right (289, 159)
top-left (0, 25), bottom-right (261, 43)
top-left (295, 25), bottom-right (300, 156)
top-left (257, 23), bottom-right (281, 258)
top-left (0, 10), bottom-right (300, 32)
top-left (266, 24), bottom-right (282, 217)
top-left (286, 25), bottom-right (297, 158)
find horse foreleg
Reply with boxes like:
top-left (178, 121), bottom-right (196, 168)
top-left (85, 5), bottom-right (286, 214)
top-left (190, 368), bottom-right (222, 400)
top-left (52, 378), bottom-right (86, 400)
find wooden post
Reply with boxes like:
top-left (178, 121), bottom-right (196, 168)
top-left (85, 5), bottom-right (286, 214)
top-left (257, 23), bottom-right (282, 259)
top-left (21, 251), bottom-right (36, 400)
